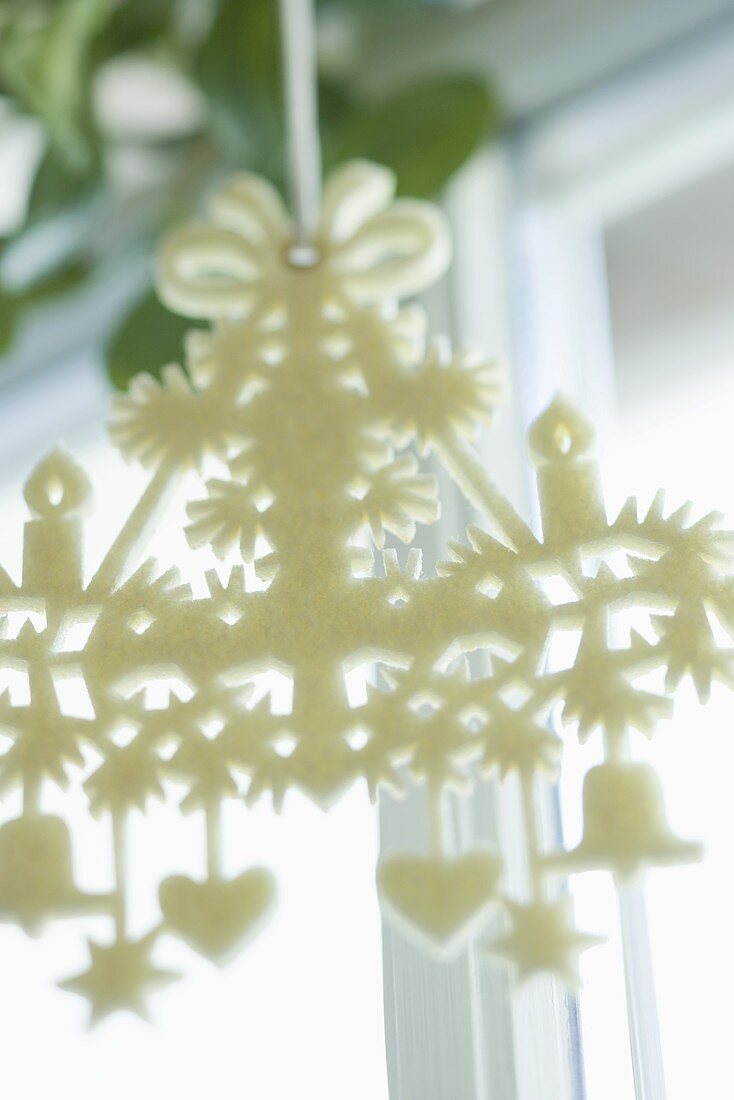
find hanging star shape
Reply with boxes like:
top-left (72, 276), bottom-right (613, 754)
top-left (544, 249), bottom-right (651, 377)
top-left (59, 932), bottom-right (178, 1025)
top-left (485, 897), bottom-right (603, 985)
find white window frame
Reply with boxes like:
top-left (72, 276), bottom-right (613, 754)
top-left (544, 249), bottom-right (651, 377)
top-left (380, 21), bottom-right (734, 1100)
top-left (379, 150), bottom-right (584, 1100)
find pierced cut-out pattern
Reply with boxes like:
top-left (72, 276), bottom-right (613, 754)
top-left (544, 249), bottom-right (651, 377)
top-left (1, 160), bottom-right (730, 1020)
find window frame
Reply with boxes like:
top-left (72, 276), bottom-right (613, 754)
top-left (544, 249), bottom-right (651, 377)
top-left (380, 20), bottom-right (734, 1100)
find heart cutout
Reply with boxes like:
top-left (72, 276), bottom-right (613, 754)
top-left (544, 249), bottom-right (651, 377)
top-left (377, 852), bottom-right (500, 952)
top-left (159, 869), bottom-right (276, 965)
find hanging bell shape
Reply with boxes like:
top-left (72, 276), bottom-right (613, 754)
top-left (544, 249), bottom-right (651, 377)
top-left (547, 761), bottom-right (702, 883)
top-left (0, 815), bottom-right (108, 934)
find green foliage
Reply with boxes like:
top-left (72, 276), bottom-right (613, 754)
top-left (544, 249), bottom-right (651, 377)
top-left (0, 0), bottom-right (503, 386)
top-left (106, 290), bottom-right (200, 391)
top-left (104, 0), bottom-right (178, 53)
top-left (325, 78), bottom-right (498, 198)
top-left (0, 0), bottom-right (108, 173)
top-left (195, 0), bottom-right (282, 174)
top-left (0, 257), bottom-right (92, 354)
top-left (26, 146), bottom-right (100, 227)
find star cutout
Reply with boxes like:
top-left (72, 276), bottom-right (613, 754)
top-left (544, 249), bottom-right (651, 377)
top-left (59, 931), bottom-right (178, 1025)
top-left (484, 897), bottom-right (602, 986)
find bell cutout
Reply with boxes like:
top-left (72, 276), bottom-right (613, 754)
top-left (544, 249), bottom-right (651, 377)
top-left (547, 761), bottom-right (702, 882)
top-left (0, 815), bottom-right (108, 933)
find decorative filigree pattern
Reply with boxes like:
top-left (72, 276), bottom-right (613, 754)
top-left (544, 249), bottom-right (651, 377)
top-left (0, 160), bottom-right (730, 1020)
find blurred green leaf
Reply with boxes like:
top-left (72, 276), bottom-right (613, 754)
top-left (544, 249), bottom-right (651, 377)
top-left (318, 78), bottom-right (354, 133)
top-left (325, 77), bottom-right (500, 197)
top-left (104, 0), bottom-right (177, 54)
top-left (107, 289), bottom-right (199, 390)
top-left (26, 147), bottom-right (100, 227)
top-left (0, 256), bottom-right (92, 356)
top-left (196, 0), bottom-right (281, 167)
top-left (208, 0), bottom-right (280, 101)
top-left (22, 257), bottom-right (92, 304)
top-left (0, 298), bottom-right (18, 355)
top-left (0, 0), bottom-right (110, 173)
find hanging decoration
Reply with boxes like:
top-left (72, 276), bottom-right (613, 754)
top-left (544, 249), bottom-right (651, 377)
top-left (0, 157), bottom-right (730, 1021)
top-left (1, 0), bottom-right (732, 1025)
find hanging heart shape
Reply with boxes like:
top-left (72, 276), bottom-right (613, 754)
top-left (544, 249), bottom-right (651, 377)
top-left (377, 852), bottom-right (501, 952)
top-left (159, 869), bottom-right (276, 966)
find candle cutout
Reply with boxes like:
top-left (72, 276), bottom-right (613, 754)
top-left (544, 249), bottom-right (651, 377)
top-left (528, 395), bottom-right (605, 554)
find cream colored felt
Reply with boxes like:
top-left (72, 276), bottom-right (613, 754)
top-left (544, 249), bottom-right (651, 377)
top-left (0, 160), bottom-right (730, 1016)
top-left (546, 761), bottom-right (703, 882)
top-left (484, 897), bottom-right (603, 986)
top-left (159, 868), bottom-right (276, 966)
top-left (377, 852), bottom-right (501, 952)
top-left (0, 815), bottom-right (108, 933)
top-left (59, 932), bottom-right (179, 1026)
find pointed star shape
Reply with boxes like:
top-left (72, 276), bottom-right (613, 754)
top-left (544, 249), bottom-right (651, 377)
top-left (59, 931), bottom-right (178, 1025)
top-left (485, 897), bottom-right (602, 986)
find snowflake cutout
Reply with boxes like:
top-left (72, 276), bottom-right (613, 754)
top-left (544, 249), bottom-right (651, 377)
top-left (0, 160), bottom-right (731, 1021)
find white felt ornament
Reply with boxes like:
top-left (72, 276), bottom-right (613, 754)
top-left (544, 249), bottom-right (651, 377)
top-left (0, 158), bottom-right (730, 1022)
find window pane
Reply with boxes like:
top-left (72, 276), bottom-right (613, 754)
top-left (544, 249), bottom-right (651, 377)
top-left (601, 160), bottom-right (734, 1100)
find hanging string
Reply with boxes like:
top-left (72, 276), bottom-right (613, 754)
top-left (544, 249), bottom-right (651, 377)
top-left (278, 0), bottom-right (322, 258)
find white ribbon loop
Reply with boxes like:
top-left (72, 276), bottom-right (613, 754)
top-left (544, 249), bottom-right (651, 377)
top-left (157, 225), bottom-right (264, 320)
top-left (155, 160), bottom-right (451, 317)
top-left (319, 161), bottom-right (395, 245)
top-left (157, 175), bottom-right (288, 320)
top-left (332, 200), bottom-right (451, 303)
top-left (209, 175), bottom-right (290, 246)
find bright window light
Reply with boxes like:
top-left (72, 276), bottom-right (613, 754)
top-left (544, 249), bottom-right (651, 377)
top-left (572, 160), bottom-right (734, 1100)
top-left (0, 428), bottom-right (389, 1100)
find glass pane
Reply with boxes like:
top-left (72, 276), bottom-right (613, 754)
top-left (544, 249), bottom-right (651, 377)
top-left (600, 158), bottom-right (734, 1100)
